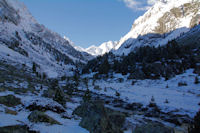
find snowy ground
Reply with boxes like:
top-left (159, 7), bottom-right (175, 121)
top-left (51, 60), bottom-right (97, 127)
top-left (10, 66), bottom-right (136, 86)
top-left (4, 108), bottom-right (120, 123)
top-left (0, 91), bottom-right (88, 133)
top-left (81, 69), bottom-right (200, 118)
top-left (0, 68), bottom-right (199, 133)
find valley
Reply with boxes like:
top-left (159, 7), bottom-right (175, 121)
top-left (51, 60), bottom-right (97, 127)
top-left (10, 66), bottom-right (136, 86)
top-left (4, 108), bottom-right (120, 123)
top-left (0, 0), bottom-right (200, 133)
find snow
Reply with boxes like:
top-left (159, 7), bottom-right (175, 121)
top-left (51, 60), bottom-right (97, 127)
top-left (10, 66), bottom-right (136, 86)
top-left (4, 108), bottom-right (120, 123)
top-left (81, 69), bottom-right (200, 117)
top-left (0, 91), bottom-right (89, 133)
top-left (77, 41), bottom-right (118, 56)
top-left (0, 108), bottom-right (88, 133)
top-left (0, 0), bottom-right (90, 78)
top-left (114, 0), bottom-right (199, 55)
top-left (6, 0), bottom-right (38, 32)
top-left (31, 111), bottom-right (88, 133)
top-left (0, 111), bottom-right (30, 127)
top-left (31, 122), bottom-right (88, 133)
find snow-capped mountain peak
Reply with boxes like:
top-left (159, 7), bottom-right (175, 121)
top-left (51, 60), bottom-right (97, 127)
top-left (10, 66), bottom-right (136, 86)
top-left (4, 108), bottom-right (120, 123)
top-left (114, 0), bottom-right (200, 55)
top-left (85, 41), bottom-right (118, 56)
top-left (66, 38), bottom-right (119, 56)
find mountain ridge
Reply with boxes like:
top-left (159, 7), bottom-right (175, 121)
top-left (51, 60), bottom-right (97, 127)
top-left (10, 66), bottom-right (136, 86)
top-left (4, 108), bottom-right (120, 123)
top-left (0, 0), bottom-right (92, 78)
top-left (113, 0), bottom-right (200, 55)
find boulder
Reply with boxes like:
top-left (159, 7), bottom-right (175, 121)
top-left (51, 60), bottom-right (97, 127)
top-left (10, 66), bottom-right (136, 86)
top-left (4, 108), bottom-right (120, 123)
top-left (0, 95), bottom-right (21, 107)
top-left (133, 123), bottom-right (174, 133)
top-left (0, 125), bottom-right (38, 133)
top-left (73, 101), bottom-right (126, 133)
top-left (5, 108), bottom-right (18, 115)
top-left (26, 102), bottom-right (65, 114)
top-left (28, 111), bottom-right (61, 125)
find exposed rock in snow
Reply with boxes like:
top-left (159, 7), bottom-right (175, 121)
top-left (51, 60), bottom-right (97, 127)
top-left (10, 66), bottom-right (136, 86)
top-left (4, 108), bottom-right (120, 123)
top-left (0, 0), bottom-right (92, 78)
top-left (114, 0), bottom-right (200, 55)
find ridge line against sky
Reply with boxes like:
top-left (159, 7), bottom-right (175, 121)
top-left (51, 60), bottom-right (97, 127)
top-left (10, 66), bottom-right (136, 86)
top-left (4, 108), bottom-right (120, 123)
top-left (20, 0), bottom-right (156, 48)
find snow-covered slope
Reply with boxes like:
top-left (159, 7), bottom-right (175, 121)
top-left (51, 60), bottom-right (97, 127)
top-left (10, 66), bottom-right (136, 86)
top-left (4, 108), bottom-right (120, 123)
top-left (114, 0), bottom-right (200, 55)
top-left (0, 0), bottom-right (91, 78)
top-left (63, 36), bottom-right (94, 60)
top-left (85, 41), bottom-right (118, 56)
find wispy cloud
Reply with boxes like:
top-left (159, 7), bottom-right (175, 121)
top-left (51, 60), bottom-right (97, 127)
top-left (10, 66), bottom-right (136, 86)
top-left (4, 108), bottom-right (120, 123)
top-left (147, 0), bottom-right (157, 5)
top-left (120, 0), bottom-right (158, 11)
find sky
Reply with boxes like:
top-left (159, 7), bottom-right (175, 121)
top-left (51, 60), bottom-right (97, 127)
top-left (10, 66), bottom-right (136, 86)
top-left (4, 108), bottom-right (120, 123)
top-left (19, 0), bottom-right (156, 48)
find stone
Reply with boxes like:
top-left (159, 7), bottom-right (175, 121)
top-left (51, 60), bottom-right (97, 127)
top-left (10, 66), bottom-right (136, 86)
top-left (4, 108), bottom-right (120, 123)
top-left (5, 108), bottom-right (18, 115)
top-left (73, 101), bottom-right (126, 133)
top-left (28, 110), bottom-right (61, 125)
top-left (0, 95), bottom-right (21, 107)
top-left (0, 125), bottom-right (38, 133)
top-left (26, 102), bottom-right (65, 114)
top-left (133, 123), bottom-right (174, 133)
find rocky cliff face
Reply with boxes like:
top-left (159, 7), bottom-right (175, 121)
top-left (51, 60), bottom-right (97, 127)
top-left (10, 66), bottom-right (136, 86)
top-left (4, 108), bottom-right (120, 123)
top-left (114, 0), bottom-right (200, 55)
top-left (0, 0), bottom-right (91, 77)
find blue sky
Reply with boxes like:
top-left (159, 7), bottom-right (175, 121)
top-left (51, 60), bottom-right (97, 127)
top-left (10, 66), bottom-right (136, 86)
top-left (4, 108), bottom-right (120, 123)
top-left (20, 0), bottom-right (155, 48)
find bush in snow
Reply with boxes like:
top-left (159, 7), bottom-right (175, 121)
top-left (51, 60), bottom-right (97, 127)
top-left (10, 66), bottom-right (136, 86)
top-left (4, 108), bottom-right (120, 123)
top-left (166, 84), bottom-right (169, 88)
top-left (83, 89), bottom-right (91, 103)
top-left (32, 62), bottom-right (36, 72)
top-left (94, 85), bottom-right (101, 91)
top-left (118, 78), bottom-right (124, 83)
top-left (83, 78), bottom-right (88, 89)
top-left (53, 88), bottom-right (66, 108)
top-left (64, 84), bottom-right (75, 96)
top-left (131, 80), bottom-right (137, 85)
top-left (42, 72), bottom-right (47, 80)
top-left (148, 96), bottom-right (157, 107)
top-left (194, 76), bottom-right (199, 84)
top-left (178, 81), bottom-right (187, 87)
top-left (61, 76), bottom-right (66, 81)
top-left (164, 99), bottom-right (169, 104)
top-left (115, 91), bottom-right (120, 97)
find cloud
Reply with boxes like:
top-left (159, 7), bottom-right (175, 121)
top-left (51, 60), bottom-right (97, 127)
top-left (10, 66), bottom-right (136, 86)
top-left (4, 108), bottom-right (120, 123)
top-left (121, 0), bottom-right (146, 11)
top-left (121, 0), bottom-right (158, 11)
top-left (147, 0), bottom-right (158, 5)
top-left (123, 0), bottom-right (139, 9)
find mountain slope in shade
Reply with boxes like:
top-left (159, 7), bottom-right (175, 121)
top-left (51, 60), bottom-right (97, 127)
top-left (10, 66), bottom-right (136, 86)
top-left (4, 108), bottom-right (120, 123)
top-left (114, 0), bottom-right (200, 55)
top-left (63, 36), bottom-right (94, 60)
top-left (0, 0), bottom-right (92, 78)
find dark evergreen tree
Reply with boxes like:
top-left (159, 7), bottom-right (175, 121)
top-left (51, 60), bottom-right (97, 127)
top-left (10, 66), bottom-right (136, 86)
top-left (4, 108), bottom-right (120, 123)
top-left (54, 88), bottom-right (66, 107)
top-left (83, 89), bottom-right (91, 102)
top-left (32, 62), bottom-right (36, 72)
top-left (194, 76), bottom-right (199, 84)
top-left (115, 91), bottom-right (120, 97)
top-left (99, 59), bottom-right (110, 74)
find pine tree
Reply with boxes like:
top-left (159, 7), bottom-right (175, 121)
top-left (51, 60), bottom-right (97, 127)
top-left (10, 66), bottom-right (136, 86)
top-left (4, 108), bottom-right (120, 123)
top-left (115, 91), bottom-right (120, 97)
top-left (83, 89), bottom-right (91, 102)
top-left (54, 88), bottom-right (66, 107)
top-left (32, 62), bottom-right (36, 72)
top-left (149, 96), bottom-right (156, 107)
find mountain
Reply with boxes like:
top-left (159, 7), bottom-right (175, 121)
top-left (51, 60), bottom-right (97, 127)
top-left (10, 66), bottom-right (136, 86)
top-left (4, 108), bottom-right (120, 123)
top-left (0, 1), bottom-right (200, 133)
top-left (0, 0), bottom-right (91, 78)
top-left (67, 40), bottom-right (118, 56)
top-left (63, 36), bottom-right (93, 60)
top-left (114, 0), bottom-right (200, 55)
top-left (85, 41), bottom-right (118, 56)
